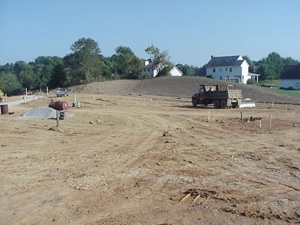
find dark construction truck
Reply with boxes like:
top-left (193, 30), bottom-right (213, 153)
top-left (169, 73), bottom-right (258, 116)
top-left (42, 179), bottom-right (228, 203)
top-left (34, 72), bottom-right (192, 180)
top-left (192, 84), bottom-right (242, 108)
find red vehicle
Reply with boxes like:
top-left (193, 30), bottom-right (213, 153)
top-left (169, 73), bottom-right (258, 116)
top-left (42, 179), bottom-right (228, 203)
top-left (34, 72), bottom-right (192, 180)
top-left (22, 90), bottom-right (33, 95)
top-left (192, 84), bottom-right (242, 108)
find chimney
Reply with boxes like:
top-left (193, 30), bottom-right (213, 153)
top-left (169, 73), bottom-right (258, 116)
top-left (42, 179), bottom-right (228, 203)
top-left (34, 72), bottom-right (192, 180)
top-left (211, 55), bottom-right (214, 59)
top-left (145, 60), bottom-right (149, 66)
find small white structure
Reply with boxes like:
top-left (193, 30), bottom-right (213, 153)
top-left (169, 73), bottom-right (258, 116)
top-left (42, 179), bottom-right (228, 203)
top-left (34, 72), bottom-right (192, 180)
top-left (206, 55), bottom-right (259, 84)
top-left (280, 64), bottom-right (300, 90)
top-left (142, 61), bottom-right (183, 78)
top-left (169, 66), bottom-right (183, 76)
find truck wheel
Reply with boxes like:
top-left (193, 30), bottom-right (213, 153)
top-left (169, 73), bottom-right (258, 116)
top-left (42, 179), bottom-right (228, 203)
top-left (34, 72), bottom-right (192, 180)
top-left (220, 100), bottom-right (227, 109)
top-left (213, 100), bottom-right (219, 108)
top-left (192, 100), bottom-right (197, 107)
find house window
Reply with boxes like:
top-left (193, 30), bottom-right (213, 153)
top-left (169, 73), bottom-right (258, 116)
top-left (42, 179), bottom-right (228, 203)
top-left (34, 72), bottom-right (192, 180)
top-left (220, 76), bottom-right (222, 80)
top-left (213, 68), bottom-right (215, 73)
top-left (225, 68), bottom-right (228, 71)
top-left (230, 68), bottom-right (232, 72)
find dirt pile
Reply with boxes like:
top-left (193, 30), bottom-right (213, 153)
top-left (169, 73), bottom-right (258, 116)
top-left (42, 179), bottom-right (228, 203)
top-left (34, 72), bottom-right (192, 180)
top-left (68, 77), bottom-right (300, 104)
top-left (18, 106), bottom-right (57, 119)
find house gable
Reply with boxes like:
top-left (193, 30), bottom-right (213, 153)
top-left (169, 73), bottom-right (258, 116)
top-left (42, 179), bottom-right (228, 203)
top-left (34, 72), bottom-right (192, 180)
top-left (169, 66), bottom-right (183, 76)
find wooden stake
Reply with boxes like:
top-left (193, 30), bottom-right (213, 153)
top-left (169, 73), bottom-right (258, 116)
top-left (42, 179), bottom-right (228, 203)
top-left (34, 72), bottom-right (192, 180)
top-left (180, 193), bottom-right (191, 202)
top-left (56, 110), bottom-right (59, 127)
top-left (193, 195), bottom-right (201, 203)
top-left (269, 114), bottom-right (272, 131)
top-left (258, 119), bottom-right (262, 128)
top-left (207, 110), bottom-right (211, 122)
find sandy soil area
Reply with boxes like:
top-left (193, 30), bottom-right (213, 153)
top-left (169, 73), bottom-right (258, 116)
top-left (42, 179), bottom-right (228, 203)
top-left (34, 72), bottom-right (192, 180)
top-left (0, 92), bottom-right (299, 225)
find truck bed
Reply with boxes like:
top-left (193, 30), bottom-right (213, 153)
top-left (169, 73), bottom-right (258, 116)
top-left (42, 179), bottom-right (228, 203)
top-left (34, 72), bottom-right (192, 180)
top-left (204, 89), bottom-right (242, 100)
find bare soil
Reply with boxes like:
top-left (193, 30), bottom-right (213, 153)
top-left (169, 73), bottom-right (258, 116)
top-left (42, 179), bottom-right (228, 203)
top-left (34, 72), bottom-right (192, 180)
top-left (0, 77), bottom-right (299, 225)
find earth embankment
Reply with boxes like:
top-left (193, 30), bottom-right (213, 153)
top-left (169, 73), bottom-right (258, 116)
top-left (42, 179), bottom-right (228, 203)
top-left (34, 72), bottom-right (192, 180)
top-left (68, 77), bottom-right (300, 104)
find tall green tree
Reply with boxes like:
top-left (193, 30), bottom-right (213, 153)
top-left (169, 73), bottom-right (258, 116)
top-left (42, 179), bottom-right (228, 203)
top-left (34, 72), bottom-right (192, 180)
top-left (283, 57), bottom-right (299, 66)
top-left (0, 72), bottom-right (22, 95)
top-left (114, 46), bottom-right (144, 79)
top-left (14, 61), bottom-right (27, 76)
top-left (145, 45), bottom-right (172, 75)
top-left (257, 52), bottom-right (283, 80)
top-left (31, 56), bottom-right (63, 89)
top-left (176, 64), bottom-right (199, 76)
top-left (49, 63), bottom-right (67, 88)
top-left (0, 63), bottom-right (15, 74)
top-left (18, 64), bottom-right (38, 90)
top-left (145, 45), bottom-right (170, 64)
top-left (64, 37), bottom-right (104, 84)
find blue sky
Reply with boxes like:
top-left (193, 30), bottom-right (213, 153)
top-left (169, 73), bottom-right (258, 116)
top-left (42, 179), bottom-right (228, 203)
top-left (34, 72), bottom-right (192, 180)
top-left (0, 0), bottom-right (299, 67)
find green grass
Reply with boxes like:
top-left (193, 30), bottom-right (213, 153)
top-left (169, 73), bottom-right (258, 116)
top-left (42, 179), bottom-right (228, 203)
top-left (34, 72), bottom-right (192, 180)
top-left (267, 87), bottom-right (300, 97)
top-left (257, 80), bottom-right (300, 98)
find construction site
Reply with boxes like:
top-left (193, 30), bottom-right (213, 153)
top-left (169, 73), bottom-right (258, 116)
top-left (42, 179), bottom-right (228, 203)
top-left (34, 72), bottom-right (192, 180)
top-left (0, 77), bottom-right (299, 225)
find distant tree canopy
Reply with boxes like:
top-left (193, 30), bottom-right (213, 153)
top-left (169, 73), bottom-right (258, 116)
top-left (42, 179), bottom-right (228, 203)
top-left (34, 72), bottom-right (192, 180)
top-left (255, 52), bottom-right (299, 80)
top-left (175, 64), bottom-right (200, 76)
top-left (0, 37), bottom-right (299, 95)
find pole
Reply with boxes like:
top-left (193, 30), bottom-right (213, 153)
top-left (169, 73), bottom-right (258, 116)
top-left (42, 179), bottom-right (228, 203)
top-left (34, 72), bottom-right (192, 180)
top-left (56, 110), bottom-right (59, 127)
top-left (24, 88), bottom-right (27, 103)
top-left (207, 110), bottom-right (210, 122)
top-left (240, 111), bottom-right (243, 122)
top-left (73, 93), bottom-right (77, 107)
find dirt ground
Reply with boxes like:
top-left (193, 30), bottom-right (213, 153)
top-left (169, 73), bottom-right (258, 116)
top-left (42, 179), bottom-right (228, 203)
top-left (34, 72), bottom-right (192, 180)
top-left (0, 93), bottom-right (299, 225)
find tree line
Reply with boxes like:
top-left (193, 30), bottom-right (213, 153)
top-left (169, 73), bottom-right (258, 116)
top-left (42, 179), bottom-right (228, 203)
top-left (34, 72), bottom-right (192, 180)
top-left (0, 37), bottom-right (299, 95)
top-left (244, 52), bottom-right (299, 81)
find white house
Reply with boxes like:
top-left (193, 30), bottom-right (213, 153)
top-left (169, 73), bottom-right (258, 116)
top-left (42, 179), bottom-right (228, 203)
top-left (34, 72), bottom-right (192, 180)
top-left (142, 61), bottom-right (183, 77)
top-left (280, 64), bottom-right (300, 90)
top-left (206, 55), bottom-right (259, 84)
top-left (142, 61), bottom-right (161, 77)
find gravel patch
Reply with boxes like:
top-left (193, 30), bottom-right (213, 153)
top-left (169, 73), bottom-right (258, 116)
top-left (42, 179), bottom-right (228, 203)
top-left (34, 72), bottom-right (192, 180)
top-left (18, 107), bottom-right (57, 119)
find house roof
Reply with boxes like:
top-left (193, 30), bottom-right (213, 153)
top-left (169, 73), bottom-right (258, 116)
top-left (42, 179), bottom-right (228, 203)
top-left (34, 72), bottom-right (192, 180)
top-left (206, 55), bottom-right (244, 67)
top-left (281, 64), bottom-right (300, 79)
top-left (143, 62), bottom-right (156, 68)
